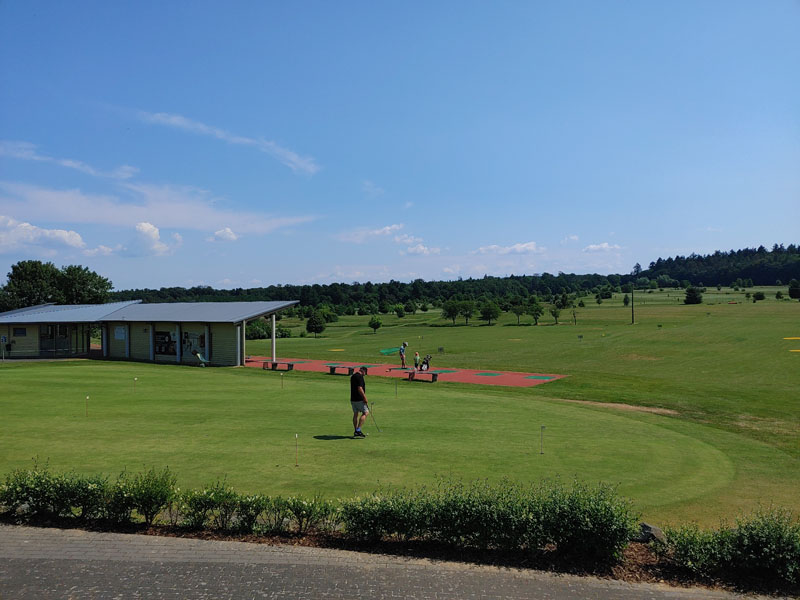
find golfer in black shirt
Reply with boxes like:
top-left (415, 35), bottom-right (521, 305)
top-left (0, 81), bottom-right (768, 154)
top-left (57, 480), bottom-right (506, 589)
top-left (350, 366), bottom-right (369, 438)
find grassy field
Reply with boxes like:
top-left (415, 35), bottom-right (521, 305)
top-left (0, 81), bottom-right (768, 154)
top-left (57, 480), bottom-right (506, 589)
top-left (1, 287), bottom-right (798, 526)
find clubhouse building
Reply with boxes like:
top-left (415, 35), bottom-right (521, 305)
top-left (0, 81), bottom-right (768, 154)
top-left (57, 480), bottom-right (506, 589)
top-left (0, 300), bottom-right (298, 366)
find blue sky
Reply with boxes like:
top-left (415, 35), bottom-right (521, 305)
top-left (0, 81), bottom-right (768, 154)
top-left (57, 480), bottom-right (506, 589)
top-left (1, 1), bottom-right (798, 290)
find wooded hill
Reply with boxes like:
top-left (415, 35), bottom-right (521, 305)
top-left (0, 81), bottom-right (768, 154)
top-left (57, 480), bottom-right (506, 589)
top-left (108, 244), bottom-right (800, 309)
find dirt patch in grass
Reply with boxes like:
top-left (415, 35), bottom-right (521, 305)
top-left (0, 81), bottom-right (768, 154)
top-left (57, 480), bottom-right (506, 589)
top-left (558, 398), bottom-right (679, 416)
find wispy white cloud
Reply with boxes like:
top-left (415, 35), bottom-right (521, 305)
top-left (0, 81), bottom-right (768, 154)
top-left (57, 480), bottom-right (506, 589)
top-left (0, 140), bottom-right (138, 180)
top-left (137, 111), bottom-right (319, 175)
top-left (582, 242), bottom-right (622, 252)
top-left (475, 241), bottom-right (545, 255)
top-left (560, 234), bottom-right (579, 244)
top-left (336, 223), bottom-right (404, 243)
top-left (394, 233), bottom-right (422, 245)
top-left (405, 243), bottom-right (440, 255)
top-left (206, 227), bottom-right (239, 242)
top-left (83, 244), bottom-right (119, 257)
top-left (362, 180), bottom-right (384, 197)
top-left (0, 181), bottom-right (313, 236)
top-left (403, 201), bottom-right (414, 209)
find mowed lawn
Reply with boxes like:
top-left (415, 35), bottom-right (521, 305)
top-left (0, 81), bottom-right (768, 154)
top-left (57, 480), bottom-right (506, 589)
top-left (1, 287), bottom-right (798, 526)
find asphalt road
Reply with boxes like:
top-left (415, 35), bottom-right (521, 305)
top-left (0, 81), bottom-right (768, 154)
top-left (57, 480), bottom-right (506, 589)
top-left (0, 524), bottom-right (768, 600)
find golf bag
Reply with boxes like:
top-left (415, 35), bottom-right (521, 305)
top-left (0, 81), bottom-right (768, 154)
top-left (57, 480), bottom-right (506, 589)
top-left (420, 354), bottom-right (432, 371)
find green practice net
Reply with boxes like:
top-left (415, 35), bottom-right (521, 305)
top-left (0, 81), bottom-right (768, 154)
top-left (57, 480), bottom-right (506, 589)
top-left (379, 347), bottom-right (401, 355)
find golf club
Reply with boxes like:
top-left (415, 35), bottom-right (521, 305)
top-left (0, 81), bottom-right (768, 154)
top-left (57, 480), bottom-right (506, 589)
top-left (369, 400), bottom-right (382, 432)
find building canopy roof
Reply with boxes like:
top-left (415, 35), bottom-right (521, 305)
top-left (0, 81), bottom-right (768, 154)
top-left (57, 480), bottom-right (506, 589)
top-left (0, 300), bottom-right (298, 324)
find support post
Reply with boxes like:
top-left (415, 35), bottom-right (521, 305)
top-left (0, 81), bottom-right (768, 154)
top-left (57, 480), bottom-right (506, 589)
top-left (176, 323), bottom-right (182, 364)
top-left (149, 324), bottom-right (155, 361)
top-left (241, 320), bottom-right (247, 366)
top-left (271, 314), bottom-right (277, 362)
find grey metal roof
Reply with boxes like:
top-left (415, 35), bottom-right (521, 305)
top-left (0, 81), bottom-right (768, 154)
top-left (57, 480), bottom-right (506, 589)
top-left (0, 300), bottom-right (298, 324)
top-left (104, 301), bottom-right (298, 323)
top-left (0, 301), bottom-right (141, 324)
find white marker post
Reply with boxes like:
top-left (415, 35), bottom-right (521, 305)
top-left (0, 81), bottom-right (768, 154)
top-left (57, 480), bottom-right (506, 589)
top-left (85, 395), bottom-right (89, 418)
top-left (540, 425), bottom-right (546, 455)
top-left (295, 434), bottom-right (299, 467)
top-left (133, 377), bottom-right (138, 392)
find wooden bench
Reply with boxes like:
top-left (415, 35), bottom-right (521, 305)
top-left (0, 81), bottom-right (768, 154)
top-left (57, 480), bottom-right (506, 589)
top-left (328, 365), bottom-right (370, 376)
top-left (407, 370), bottom-right (438, 383)
top-left (328, 365), bottom-right (355, 376)
top-left (263, 361), bottom-right (294, 371)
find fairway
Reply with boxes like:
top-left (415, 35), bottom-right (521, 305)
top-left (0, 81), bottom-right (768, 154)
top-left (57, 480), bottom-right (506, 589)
top-left (1, 288), bottom-right (798, 527)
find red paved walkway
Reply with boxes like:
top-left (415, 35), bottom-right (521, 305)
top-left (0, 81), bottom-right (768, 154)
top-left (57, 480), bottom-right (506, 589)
top-left (245, 356), bottom-right (565, 388)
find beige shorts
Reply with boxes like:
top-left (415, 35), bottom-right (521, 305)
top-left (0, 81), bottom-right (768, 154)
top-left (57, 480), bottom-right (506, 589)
top-left (351, 401), bottom-right (369, 415)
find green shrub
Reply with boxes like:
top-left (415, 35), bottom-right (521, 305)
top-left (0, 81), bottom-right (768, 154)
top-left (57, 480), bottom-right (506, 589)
top-left (542, 481), bottom-right (639, 564)
top-left (103, 472), bottom-right (136, 525)
top-left (0, 462), bottom-right (84, 520)
top-left (66, 473), bottom-right (108, 520)
top-left (340, 480), bottom-right (637, 565)
top-left (181, 487), bottom-right (217, 529)
top-left (257, 496), bottom-right (291, 535)
top-left (130, 467), bottom-right (177, 526)
top-left (340, 488), bottom-right (430, 542)
top-left (285, 495), bottom-right (334, 535)
top-left (234, 494), bottom-right (269, 533)
top-left (723, 509), bottom-right (800, 585)
top-left (663, 509), bottom-right (800, 588)
top-left (0, 463), bottom-right (55, 518)
top-left (208, 481), bottom-right (239, 530)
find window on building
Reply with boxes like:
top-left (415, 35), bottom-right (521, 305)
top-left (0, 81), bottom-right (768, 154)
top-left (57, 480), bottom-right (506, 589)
top-left (13, 327), bottom-right (26, 337)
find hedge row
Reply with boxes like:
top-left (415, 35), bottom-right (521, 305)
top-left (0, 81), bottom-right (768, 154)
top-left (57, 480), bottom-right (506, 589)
top-left (658, 510), bottom-right (800, 587)
top-left (339, 479), bottom-right (639, 564)
top-left (3, 464), bottom-right (799, 588)
top-left (0, 465), bottom-right (336, 535)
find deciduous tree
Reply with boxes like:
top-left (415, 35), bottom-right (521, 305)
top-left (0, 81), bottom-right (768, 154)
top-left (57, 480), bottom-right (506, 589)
top-left (306, 312), bottom-right (326, 338)
top-left (368, 315), bottom-right (382, 333)
top-left (479, 301), bottom-right (500, 325)
top-left (442, 300), bottom-right (459, 325)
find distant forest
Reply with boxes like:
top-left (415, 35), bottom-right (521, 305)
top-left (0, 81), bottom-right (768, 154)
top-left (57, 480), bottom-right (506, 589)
top-left (109, 244), bottom-right (800, 310)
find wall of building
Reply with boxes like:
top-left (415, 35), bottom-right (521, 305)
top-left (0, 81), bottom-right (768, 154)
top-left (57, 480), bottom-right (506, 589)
top-left (107, 322), bottom-right (128, 358)
top-left (2, 323), bottom-right (40, 358)
top-left (210, 323), bottom-right (239, 366)
top-left (130, 323), bottom-right (151, 360)
top-left (2, 319), bottom-right (246, 365)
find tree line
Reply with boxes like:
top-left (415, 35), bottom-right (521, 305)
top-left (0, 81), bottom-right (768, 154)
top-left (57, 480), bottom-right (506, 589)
top-left (1, 244), bottom-right (798, 314)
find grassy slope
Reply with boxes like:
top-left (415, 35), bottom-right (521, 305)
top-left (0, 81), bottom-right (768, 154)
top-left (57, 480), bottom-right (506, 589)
top-left (1, 287), bottom-right (797, 526)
